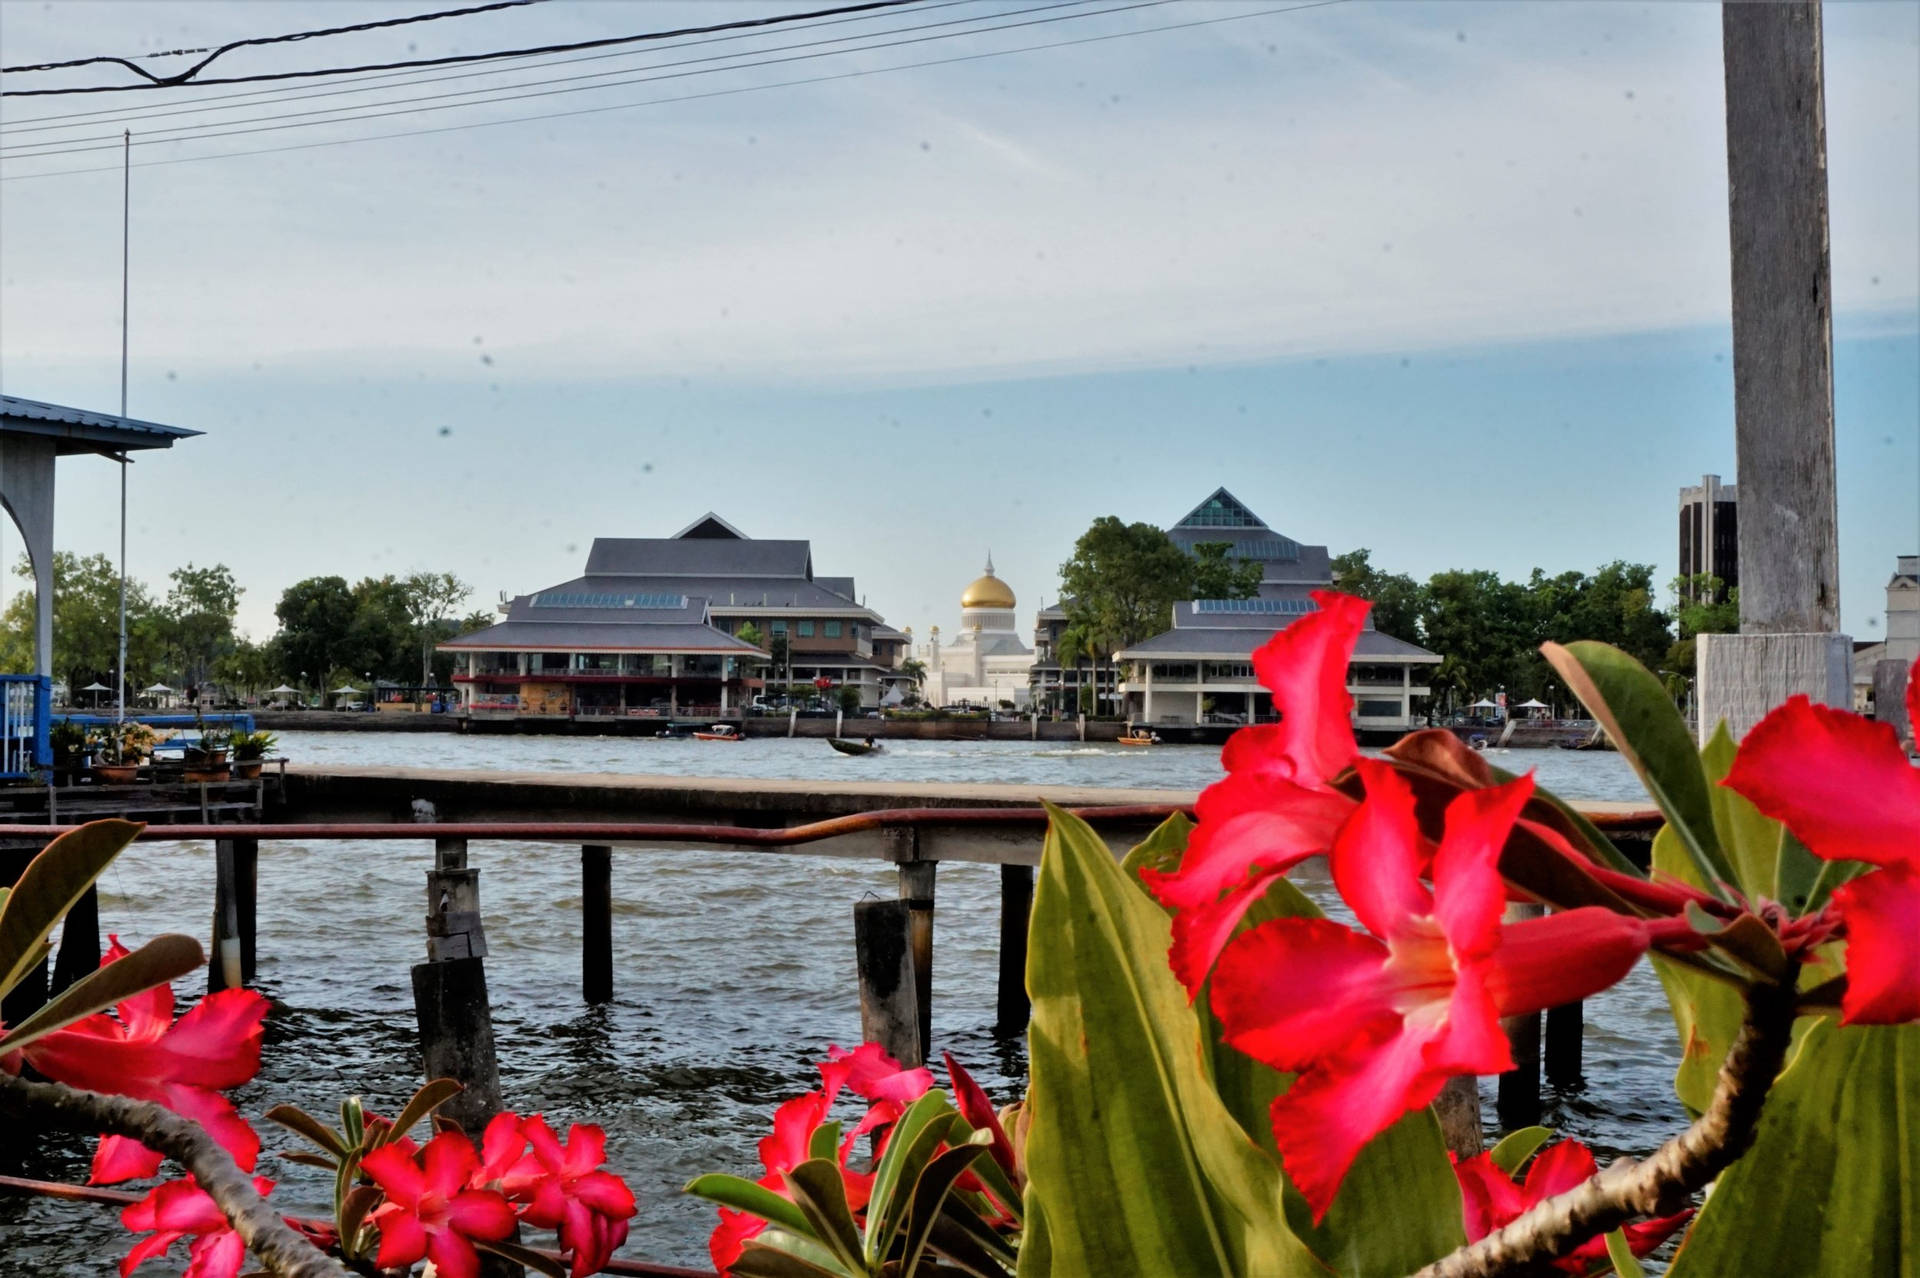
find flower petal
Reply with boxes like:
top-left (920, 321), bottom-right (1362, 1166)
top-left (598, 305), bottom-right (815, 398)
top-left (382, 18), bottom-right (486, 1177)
top-left (710, 1208), bottom-right (766, 1277)
top-left (422, 1129), bottom-right (482, 1197)
top-left (1451, 1153), bottom-right (1528, 1242)
top-left (1211, 918), bottom-right (1397, 1072)
top-left (101, 935), bottom-right (175, 1041)
top-left (1520, 1139), bottom-right (1598, 1201)
top-left (120, 1229), bottom-right (185, 1277)
top-left (559, 1122), bottom-right (607, 1177)
top-left (1249, 590), bottom-right (1369, 787)
top-left (159, 1086), bottom-right (261, 1174)
top-left (1484, 908), bottom-right (1651, 1018)
top-left (1423, 962), bottom-right (1513, 1077)
top-left (444, 1188), bottom-right (517, 1241)
top-left (1433, 776), bottom-right (1535, 960)
top-left (571, 1169), bottom-right (637, 1219)
top-left (759, 1092), bottom-right (827, 1177)
top-left (91, 1134), bottom-right (164, 1185)
top-left (370, 1203), bottom-right (428, 1268)
top-left (361, 1143), bottom-right (428, 1208)
top-left (426, 1227), bottom-right (483, 1278)
top-left (184, 1228), bottom-right (246, 1278)
top-left (1330, 760), bottom-right (1433, 939)
top-left (1832, 865), bottom-right (1920, 1025)
top-left (154, 989), bottom-right (268, 1090)
top-left (1722, 695), bottom-right (1920, 869)
top-left (1145, 773), bottom-right (1352, 911)
top-left (476, 1112), bottom-right (526, 1184)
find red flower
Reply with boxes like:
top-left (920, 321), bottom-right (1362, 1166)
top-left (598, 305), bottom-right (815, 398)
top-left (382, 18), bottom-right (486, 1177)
top-left (362, 1130), bottom-right (517, 1278)
top-left (1721, 683), bottom-right (1920, 1025)
top-left (118, 1175), bottom-right (270, 1278)
top-left (1143, 590), bottom-right (1371, 993)
top-left (497, 1116), bottom-right (636, 1278)
top-left (1211, 764), bottom-right (1653, 1219)
top-left (11, 936), bottom-right (266, 1183)
top-left (1454, 1140), bottom-right (1690, 1271)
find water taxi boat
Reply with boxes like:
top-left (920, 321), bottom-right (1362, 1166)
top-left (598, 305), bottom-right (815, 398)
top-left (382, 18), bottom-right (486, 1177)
top-left (829, 738), bottom-right (882, 756)
top-left (1116, 733), bottom-right (1158, 747)
top-left (693, 724), bottom-right (743, 741)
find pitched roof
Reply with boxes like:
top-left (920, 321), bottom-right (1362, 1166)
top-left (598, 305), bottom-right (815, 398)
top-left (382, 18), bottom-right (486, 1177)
top-left (1118, 627), bottom-right (1438, 661)
top-left (440, 621), bottom-right (764, 653)
top-left (584, 537), bottom-right (812, 578)
top-left (0, 394), bottom-right (202, 454)
top-left (816, 576), bottom-right (857, 601)
top-left (1173, 487), bottom-right (1268, 530)
top-left (672, 512), bottom-right (749, 540)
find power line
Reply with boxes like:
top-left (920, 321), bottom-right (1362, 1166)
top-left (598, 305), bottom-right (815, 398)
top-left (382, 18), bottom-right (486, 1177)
top-left (1, 0), bottom-right (984, 134)
top-left (0, 0), bottom-right (927, 97)
top-left (1, 1), bottom-right (546, 83)
top-left (3, 0), bottom-right (1113, 156)
top-left (0, 0), bottom-right (1345, 181)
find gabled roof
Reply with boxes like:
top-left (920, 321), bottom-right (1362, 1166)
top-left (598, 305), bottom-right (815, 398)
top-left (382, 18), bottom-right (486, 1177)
top-left (817, 576), bottom-right (857, 601)
top-left (440, 621), bottom-right (763, 653)
top-left (1117, 627), bottom-right (1438, 662)
top-left (672, 512), bottom-right (749, 540)
top-left (0, 394), bottom-right (202, 454)
top-left (585, 537), bottom-right (812, 579)
top-left (1173, 487), bottom-right (1267, 531)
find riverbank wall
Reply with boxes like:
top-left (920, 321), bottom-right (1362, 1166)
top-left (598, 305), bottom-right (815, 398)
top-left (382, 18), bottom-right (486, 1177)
top-left (253, 711), bottom-right (1134, 742)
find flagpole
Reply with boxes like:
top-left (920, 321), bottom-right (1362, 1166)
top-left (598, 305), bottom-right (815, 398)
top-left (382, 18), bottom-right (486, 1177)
top-left (117, 129), bottom-right (129, 732)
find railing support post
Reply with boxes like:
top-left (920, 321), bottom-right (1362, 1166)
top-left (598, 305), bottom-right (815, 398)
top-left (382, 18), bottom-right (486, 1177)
top-left (1545, 1000), bottom-right (1584, 1086)
top-left (996, 864), bottom-right (1033, 1037)
top-left (582, 844), bottom-right (612, 1005)
top-left (896, 851), bottom-right (936, 1063)
top-left (1497, 901), bottom-right (1546, 1129)
top-left (208, 838), bottom-right (256, 993)
top-left (415, 841), bottom-right (501, 1138)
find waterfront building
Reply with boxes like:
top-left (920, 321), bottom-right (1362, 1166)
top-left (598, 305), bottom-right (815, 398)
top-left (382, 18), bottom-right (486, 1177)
top-left (1027, 601), bottom-right (1121, 714)
top-left (1678, 474), bottom-right (1739, 601)
top-left (443, 513), bottom-right (909, 718)
top-left (1849, 554), bottom-right (1919, 713)
top-left (1114, 489), bottom-right (1441, 732)
top-left (920, 557), bottom-right (1034, 709)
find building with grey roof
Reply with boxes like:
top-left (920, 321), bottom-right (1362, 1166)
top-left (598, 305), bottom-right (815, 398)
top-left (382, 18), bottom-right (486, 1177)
top-left (441, 512), bottom-right (910, 719)
top-left (1109, 489), bottom-right (1440, 732)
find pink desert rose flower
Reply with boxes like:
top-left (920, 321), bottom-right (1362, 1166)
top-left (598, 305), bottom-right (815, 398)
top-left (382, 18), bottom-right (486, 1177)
top-left (1721, 670), bottom-right (1920, 1025)
top-left (118, 1175), bottom-right (271, 1278)
top-left (9, 936), bottom-right (266, 1183)
top-left (1211, 764), bottom-right (1657, 1218)
top-left (495, 1115), bottom-right (637, 1278)
top-left (1454, 1140), bottom-right (1690, 1272)
top-left (362, 1129), bottom-right (517, 1278)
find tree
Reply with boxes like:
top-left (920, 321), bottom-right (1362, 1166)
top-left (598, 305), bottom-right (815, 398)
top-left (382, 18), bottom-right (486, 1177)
top-left (1058, 517), bottom-right (1195, 715)
top-left (273, 576), bottom-right (355, 689)
top-left (213, 637), bottom-right (273, 700)
top-left (1188, 542), bottom-right (1264, 601)
top-left (399, 570), bottom-right (472, 689)
top-left (768, 632), bottom-right (791, 692)
top-left (1330, 549), bottom-right (1423, 639)
top-left (736, 621), bottom-right (766, 651)
top-left (165, 563), bottom-right (241, 694)
top-left (838, 685), bottom-right (863, 714)
top-left (3, 552), bottom-right (166, 697)
top-left (455, 608), bottom-right (497, 636)
top-left (898, 656), bottom-right (926, 688)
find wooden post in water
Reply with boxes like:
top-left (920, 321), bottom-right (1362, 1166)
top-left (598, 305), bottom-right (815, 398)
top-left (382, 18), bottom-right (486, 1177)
top-left (582, 844), bottom-right (613, 1005)
top-left (50, 883), bottom-right (101, 997)
top-left (996, 864), bottom-right (1033, 1037)
top-left (414, 839), bottom-right (503, 1136)
top-left (1496, 901), bottom-right (1545, 1129)
top-left (854, 898), bottom-right (921, 1067)
top-left (1545, 1000), bottom-right (1584, 1086)
top-left (1697, 0), bottom-right (1850, 741)
top-left (1434, 1076), bottom-right (1482, 1159)
top-left (896, 850), bottom-right (937, 1062)
top-left (207, 838), bottom-right (256, 993)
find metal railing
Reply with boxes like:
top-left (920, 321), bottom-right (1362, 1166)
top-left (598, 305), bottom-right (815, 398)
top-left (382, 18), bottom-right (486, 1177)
top-left (0, 675), bottom-right (49, 779)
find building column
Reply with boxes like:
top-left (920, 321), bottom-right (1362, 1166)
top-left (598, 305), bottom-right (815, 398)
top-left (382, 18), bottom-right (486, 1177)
top-left (1143, 664), bottom-right (1154, 723)
top-left (719, 679), bottom-right (729, 713)
top-left (1403, 664), bottom-right (1412, 727)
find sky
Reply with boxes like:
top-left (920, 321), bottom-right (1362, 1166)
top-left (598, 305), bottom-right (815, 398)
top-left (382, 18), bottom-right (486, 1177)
top-left (0, 0), bottom-right (1915, 647)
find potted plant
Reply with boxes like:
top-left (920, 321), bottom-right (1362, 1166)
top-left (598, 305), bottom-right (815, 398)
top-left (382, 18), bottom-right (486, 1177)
top-left (88, 723), bottom-right (144, 784)
top-left (48, 718), bottom-right (88, 786)
top-left (228, 728), bottom-right (277, 780)
top-left (184, 721), bottom-right (231, 782)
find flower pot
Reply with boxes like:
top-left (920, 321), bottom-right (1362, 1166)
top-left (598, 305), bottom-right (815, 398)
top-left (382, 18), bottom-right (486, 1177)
top-left (92, 764), bottom-right (138, 785)
top-left (233, 760), bottom-right (263, 780)
top-left (185, 762), bottom-right (231, 783)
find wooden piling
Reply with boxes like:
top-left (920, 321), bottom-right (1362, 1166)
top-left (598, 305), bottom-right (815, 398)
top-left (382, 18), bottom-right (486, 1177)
top-left (412, 956), bottom-right (504, 1136)
top-left (854, 898), bottom-right (921, 1068)
top-left (1545, 1000), bottom-right (1584, 1086)
top-left (996, 864), bottom-right (1033, 1037)
top-left (1497, 901), bottom-right (1546, 1128)
top-left (897, 859), bottom-right (936, 1061)
top-left (207, 838), bottom-right (256, 993)
top-left (1434, 1076), bottom-right (1483, 1159)
top-left (582, 844), bottom-right (613, 1005)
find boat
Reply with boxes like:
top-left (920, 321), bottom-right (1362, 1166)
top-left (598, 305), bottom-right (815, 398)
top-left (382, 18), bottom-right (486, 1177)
top-left (692, 724), bottom-right (743, 741)
top-left (1558, 726), bottom-right (1614, 751)
top-left (829, 738), bottom-right (882, 756)
top-left (1116, 733), bottom-right (1158, 747)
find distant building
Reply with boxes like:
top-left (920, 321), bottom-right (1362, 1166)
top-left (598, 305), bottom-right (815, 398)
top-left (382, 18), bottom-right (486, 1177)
top-left (1850, 554), bottom-right (1919, 713)
top-left (1113, 488), bottom-right (1440, 732)
top-left (920, 557), bottom-right (1034, 709)
top-left (441, 512), bottom-right (910, 718)
top-left (1679, 474), bottom-right (1739, 600)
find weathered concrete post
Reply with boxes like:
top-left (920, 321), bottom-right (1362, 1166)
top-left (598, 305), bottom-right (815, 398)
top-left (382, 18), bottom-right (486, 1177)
top-left (854, 898), bottom-right (921, 1067)
top-left (582, 844), bottom-right (613, 1005)
top-left (1875, 658), bottom-right (1913, 746)
top-left (1698, 1), bottom-right (1850, 741)
top-left (413, 839), bottom-right (502, 1136)
top-left (1434, 1076), bottom-right (1482, 1159)
top-left (1545, 1000), bottom-right (1584, 1086)
top-left (1496, 901), bottom-right (1545, 1129)
top-left (208, 837), bottom-right (258, 992)
top-left (897, 857), bottom-right (937, 1061)
top-left (995, 864), bottom-right (1033, 1037)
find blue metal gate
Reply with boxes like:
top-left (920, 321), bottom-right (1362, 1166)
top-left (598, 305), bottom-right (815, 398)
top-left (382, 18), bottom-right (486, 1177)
top-left (0, 675), bottom-right (50, 779)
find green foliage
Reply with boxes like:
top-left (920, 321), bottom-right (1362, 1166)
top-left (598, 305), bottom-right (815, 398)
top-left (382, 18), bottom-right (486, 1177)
top-left (228, 729), bottom-right (278, 761)
top-left (1330, 549), bottom-right (1423, 639)
top-left (1667, 1020), bottom-right (1920, 1277)
top-left (1671, 573), bottom-right (1740, 640)
top-left (1189, 541), bottom-right (1265, 601)
top-left (399, 570), bottom-right (472, 687)
top-left (164, 562), bottom-right (242, 691)
top-left (837, 686), bottom-right (863, 714)
top-left (0, 551), bottom-right (168, 693)
top-left (1056, 517), bottom-right (1195, 657)
top-left (0, 820), bottom-right (149, 999)
top-left (737, 621), bottom-right (768, 651)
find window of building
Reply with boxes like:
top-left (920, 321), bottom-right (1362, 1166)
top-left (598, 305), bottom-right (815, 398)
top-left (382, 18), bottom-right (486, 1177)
top-left (1357, 699), bottom-right (1403, 718)
top-left (824, 621), bottom-right (843, 638)
top-left (770, 620), bottom-right (787, 634)
top-left (798, 621), bottom-right (815, 637)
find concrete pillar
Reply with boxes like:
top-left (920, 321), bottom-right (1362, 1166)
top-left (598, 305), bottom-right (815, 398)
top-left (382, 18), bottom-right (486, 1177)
top-left (1874, 658), bottom-right (1913, 746)
top-left (1143, 663), bottom-right (1154, 724)
top-left (0, 435), bottom-right (58, 680)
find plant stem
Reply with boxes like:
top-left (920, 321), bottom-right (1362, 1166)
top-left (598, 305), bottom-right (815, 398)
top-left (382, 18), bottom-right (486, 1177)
top-left (0, 1071), bottom-right (350, 1277)
top-left (1408, 973), bottom-right (1800, 1278)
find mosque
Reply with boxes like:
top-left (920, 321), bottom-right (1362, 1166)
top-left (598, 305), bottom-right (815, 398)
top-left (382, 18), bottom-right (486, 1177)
top-left (919, 556), bottom-right (1035, 709)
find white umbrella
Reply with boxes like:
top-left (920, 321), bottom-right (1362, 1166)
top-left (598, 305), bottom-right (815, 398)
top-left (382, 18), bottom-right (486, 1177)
top-left (332, 684), bottom-right (363, 695)
top-left (268, 684), bottom-right (299, 695)
top-left (1516, 698), bottom-right (1549, 709)
top-left (81, 681), bottom-right (110, 692)
top-left (144, 682), bottom-right (174, 694)
top-left (1470, 698), bottom-right (1499, 708)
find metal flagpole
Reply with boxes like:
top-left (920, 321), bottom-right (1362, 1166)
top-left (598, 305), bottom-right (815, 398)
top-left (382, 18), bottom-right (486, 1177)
top-left (117, 129), bottom-right (129, 731)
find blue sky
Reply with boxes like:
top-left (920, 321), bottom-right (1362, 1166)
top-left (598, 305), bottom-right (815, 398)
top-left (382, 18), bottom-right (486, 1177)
top-left (1, 0), bottom-right (1914, 643)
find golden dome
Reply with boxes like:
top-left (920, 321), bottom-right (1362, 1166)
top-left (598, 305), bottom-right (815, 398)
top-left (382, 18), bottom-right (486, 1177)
top-left (961, 556), bottom-right (1016, 610)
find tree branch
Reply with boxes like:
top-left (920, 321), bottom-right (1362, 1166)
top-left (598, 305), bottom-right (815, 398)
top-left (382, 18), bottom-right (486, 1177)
top-left (0, 1071), bottom-right (349, 1278)
top-left (1410, 974), bottom-right (1800, 1278)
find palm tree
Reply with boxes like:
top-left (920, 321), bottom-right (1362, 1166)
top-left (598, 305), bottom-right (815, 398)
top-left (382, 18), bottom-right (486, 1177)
top-left (899, 656), bottom-right (927, 688)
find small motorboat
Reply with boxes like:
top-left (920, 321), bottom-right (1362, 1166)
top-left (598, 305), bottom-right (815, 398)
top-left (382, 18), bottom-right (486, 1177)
top-left (1116, 733), bottom-right (1159, 747)
top-left (829, 737), bottom-right (882, 756)
top-left (693, 724), bottom-right (743, 741)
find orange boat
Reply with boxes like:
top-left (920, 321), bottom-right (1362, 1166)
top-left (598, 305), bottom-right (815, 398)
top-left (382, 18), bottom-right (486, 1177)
top-left (693, 724), bottom-right (743, 741)
top-left (1117, 734), bottom-right (1156, 746)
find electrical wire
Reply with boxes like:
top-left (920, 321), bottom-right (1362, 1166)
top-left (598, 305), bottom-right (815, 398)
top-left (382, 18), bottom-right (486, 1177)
top-left (0, 0), bottom-right (1345, 181)
top-left (0, 0), bottom-right (927, 97)
top-left (1, 0), bottom-right (547, 82)
top-left (0, 0), bottom-right (984, 134)
top-left (3, 0), bottom-right (1080, 153)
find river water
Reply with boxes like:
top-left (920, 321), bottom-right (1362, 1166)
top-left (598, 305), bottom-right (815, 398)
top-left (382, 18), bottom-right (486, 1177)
top-left (4, 735), bottom-right (1685, 1274)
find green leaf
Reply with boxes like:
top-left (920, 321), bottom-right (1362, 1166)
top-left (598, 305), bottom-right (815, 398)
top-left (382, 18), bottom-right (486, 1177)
top-left (927, 1206), bottom-right (1018, 1277)
top-left (864, 1091), bottom-right (955, 1261)
top-left (807, 1119), bottom-right (843, 1167)
top-left (785, 1160), bottom-right (867, 1275)
top-left (683, 1174), bottom-right (814, 1239)
top-left (1018, 803), bottom-right (1320, 1277)
top-left (1488, 1126), bottom-right (1553, 1176)
top-left (1648, 826), bottom-right (1751, 1115)
top-left (475, 1239), bottom-right (567, 1278)
top-left (0, 933), bottom-right (202, 1055)
top-left (1118, 811), bottom-right (1194, 885)
top-left (275, 1151), bottom-right (339, 1171)
top-left (1604, 1228), bottom-right (1648, 1278)
top-left (734, 1231), bottom-right (858, 1278)
top-left (899, 1143), bottom-right (992, 1277)
top-left (1668, 1020), bottom-right (1920, 1277)
top-left (264, 1104), bottom-right (351, 1160)
top-left (381, 1078), bottom-right (464, 1146)
top-left (1699, 724), bottom-right (1784, 904)
top-left (0, 819), bottom-right (142, 996)
top-left (1543, 642), bottom-right (1736, 894)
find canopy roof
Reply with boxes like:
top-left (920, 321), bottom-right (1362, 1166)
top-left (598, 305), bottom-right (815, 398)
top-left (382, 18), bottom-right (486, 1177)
top-left (1, 394), bottom-right (201, 455)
